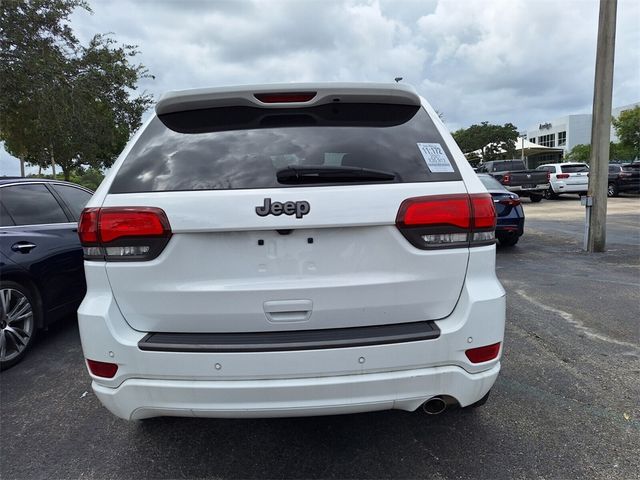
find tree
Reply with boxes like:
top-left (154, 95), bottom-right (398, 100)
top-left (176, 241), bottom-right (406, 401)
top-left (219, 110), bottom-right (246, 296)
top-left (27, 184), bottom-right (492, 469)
top-left (452, 121), bottom-right (519, 162)
top-left (0, 0), bottom-right (153, 179)
top-left (612, 106), bottom-right (640, 160)
top-left (565, 142), bottom-right (636, 164)
top-left (564, 144), bottom-right (591, 163)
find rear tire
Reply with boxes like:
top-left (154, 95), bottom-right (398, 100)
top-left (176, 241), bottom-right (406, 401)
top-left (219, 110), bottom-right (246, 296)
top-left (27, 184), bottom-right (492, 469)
top-left (497, 234), bottom-right (519, 247)
top-left (0, 281), bottom-right (39, 371)
top-left (607, 183), bottom-right (619, 197)
top-left (543, 188), bottom-right (557, 200)
top-left (529, 194), bottom-right (543, 203)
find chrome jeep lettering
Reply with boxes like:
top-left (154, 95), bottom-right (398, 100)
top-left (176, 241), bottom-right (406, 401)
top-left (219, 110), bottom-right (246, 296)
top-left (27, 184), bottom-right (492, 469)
top-left (255, 198), bottom-right (311, 218)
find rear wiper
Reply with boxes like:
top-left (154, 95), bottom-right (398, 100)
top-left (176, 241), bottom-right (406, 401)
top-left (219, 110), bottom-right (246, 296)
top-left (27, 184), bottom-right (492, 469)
top-left (276, 165), bottom-right (396, 184)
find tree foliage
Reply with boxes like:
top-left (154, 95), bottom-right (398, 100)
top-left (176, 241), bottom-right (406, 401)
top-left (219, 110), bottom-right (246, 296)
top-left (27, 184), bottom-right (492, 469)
top-left (0, 0), bottom-right (153, 179)
top-left (28, 166), bottom-right (104, 190)
top-left (451, 121), bottom-right (519, 162)
top-left (612, 106), bottom-right (640, 160)
top-left (565, 142), bottom-right (634, 164)
top-left (564, 144), bottom-right (591, 163)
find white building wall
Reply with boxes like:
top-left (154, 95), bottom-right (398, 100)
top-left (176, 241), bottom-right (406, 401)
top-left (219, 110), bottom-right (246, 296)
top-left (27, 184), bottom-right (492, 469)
top-left (526, 102), bottom-right (639, 154)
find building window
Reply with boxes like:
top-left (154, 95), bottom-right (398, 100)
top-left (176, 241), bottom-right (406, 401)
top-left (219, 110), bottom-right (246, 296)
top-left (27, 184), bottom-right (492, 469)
top-left (530, 137), bottom-right (535, 144)
top-left (538, 134), bottom-right (555, 147)
top-left (558, 131), bottom-right (566, 146)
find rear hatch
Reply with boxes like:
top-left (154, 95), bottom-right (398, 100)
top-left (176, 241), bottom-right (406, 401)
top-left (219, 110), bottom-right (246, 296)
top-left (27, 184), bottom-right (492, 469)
top-left (559, 163), bottom-right (589, 186)
top-left (96, 86), bottom-right (473, 333)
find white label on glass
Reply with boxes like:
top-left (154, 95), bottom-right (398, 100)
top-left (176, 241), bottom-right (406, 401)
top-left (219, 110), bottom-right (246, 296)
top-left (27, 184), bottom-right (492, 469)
top-left (417, 143), bottom-right (454, 173)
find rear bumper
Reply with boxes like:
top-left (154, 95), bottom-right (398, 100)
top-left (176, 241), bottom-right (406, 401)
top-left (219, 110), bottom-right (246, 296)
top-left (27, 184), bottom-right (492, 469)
top-left (78, 246), bottom-right (505, 420)
top-left (94, 363), bottom-right (500, 420)
top-left (505, 184), bottom-right (549, 195)
top-left (551, 181), bottom-right (588, 193)
top-left (616, 180), bottom-right (640, 192)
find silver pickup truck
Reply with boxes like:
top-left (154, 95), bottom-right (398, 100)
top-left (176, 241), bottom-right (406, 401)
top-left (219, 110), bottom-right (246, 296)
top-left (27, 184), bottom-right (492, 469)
top-left (476, 160), bottom-right (550, 202)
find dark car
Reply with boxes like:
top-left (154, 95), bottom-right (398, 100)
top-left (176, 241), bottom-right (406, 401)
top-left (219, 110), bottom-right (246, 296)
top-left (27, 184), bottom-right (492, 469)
top-left (0, 178), bottom-right (93, 369)
top-left (477, 174), bottom-right (525, 246)
top-left (608, 163), bottom-right (640, 197)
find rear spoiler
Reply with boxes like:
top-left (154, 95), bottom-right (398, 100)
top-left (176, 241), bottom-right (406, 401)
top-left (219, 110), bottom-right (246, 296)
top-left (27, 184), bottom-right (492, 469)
top-left (155, 82), bottom-right (421, 115)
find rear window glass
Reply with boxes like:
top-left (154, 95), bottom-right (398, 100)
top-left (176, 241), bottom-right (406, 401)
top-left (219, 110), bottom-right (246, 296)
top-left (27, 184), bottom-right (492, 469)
top-left (109, 104), bottom-right (462, 193)
top-left (622, 164), bottom-right (640, 171)
top-left (488, 161), bottom-right (525, 172)
top-left (477, 174), bottom-right (506, 191)
top-left (561, 164), bottom-right (589, 173)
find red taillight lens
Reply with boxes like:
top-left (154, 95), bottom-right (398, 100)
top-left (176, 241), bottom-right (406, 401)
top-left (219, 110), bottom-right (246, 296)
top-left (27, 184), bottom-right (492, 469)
top-left (501, 174), bottom-right (511, 185)
top-left (99, 208), bottom-right (171, 243)
top-left (254, 92), bottom-right (317, 103)
top-left (397, 194), bottom-right (470, 229)
top-left (86, 359), bottom-right (118, 378)
top-left (470, 193), bottom-right (496, 229)
top-left (498, 197), bottom-right (521, 207)
top-left (465, 342), bottom-right (501, 363)
top-left (78, 208), bottom-right (100, 245)
top-left (396, 193), bottom-right (495, 249)
top-left (547, 172), bottom-right (551, 182)
top-left (556, 173), bottom-right (570, 179)
top-left (78, 207), bottom-right (172, 261)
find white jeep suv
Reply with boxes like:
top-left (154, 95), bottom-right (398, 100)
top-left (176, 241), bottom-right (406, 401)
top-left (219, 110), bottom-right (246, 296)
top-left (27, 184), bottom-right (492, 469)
top-left (77, 83), bottom-right (505, 420)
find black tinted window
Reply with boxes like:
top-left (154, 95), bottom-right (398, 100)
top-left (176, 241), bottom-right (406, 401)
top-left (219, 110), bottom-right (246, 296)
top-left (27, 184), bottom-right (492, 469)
top-left (110, 104), bottom-right (461, 193)
top-left (478, 175), bottom-right (506, 190)
top-left (490, 161), bottom-right (525, 172)
top-left (51, 184), bottom-right (92, 220)
top-left (0, 203), bottom-right (15, 226)
top-left (0, 184), bottom-right (69, 225)
top-left (561, 164), bottom-right (589, 173)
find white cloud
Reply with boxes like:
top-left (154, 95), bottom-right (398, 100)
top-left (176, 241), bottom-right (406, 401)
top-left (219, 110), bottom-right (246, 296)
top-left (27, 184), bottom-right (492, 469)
top-left (2, 0), bottom-right (639, 172)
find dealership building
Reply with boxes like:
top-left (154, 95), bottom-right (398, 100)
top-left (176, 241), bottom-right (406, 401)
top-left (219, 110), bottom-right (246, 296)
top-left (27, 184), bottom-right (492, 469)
top-left (525, 102), bottom-right (639, 164)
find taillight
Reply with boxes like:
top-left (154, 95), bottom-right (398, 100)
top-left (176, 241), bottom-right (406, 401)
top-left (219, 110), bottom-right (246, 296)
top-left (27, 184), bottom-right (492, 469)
top-left (254, 92), bottom-right (316, 103)
top-left (395, 193), bottom-right (495, 249)
top-left (501, 174), bottom-right (511, 185)
top-left (465, 342), bottom-right (501, 363)
top-left (547, 172), bottom-right (551, 182)
top-left (78, 207), bottom-right (172, 261)
top-left (556, 173), bottom-right (570, 179)
top-left (498, 196), bottom-right (521, 207)
top-left (86, 359), bottom-right (118, 378)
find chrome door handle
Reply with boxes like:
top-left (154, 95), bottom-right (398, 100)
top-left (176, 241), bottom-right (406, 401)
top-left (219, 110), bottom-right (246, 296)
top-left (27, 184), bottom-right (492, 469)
top-left (11, 242), bottom-right (36, 253)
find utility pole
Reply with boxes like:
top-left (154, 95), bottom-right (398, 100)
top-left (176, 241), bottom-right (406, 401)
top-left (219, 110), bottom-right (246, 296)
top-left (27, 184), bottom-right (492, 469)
top-left (586, 0), bottom-right (617, 252)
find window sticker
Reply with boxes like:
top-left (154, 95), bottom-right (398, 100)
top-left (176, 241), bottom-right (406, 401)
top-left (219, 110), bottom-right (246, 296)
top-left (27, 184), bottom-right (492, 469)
top-left (417, 143), bottom-right (454, 173)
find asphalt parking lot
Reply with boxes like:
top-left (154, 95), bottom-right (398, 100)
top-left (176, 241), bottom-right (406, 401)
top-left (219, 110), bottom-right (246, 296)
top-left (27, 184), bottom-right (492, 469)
top-left (1, 195), bottom-right (639, 480)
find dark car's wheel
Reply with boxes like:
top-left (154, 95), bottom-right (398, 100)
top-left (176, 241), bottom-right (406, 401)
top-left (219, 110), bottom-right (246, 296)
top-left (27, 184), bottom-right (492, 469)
top-left (607, 183), bottom-right (619, 197)
top-left (529, 194), bottom-right (543, 203)
top-left (0, 281), bottom-right (39, 371)
top-left (543, 188), bottom-right (557, 200)
top-left (497, 234), bottom-right (519, 247)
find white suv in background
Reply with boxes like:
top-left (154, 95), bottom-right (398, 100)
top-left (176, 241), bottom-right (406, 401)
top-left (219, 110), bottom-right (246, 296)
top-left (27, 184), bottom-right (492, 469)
top-left (536, 163), bottom-right (589, 199)
top-left (77, 83), bottom-right (505, 420)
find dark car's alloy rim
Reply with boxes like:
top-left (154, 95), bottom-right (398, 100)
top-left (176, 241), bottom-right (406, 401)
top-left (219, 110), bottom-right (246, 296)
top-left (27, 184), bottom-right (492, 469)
top-left (0, 289), bottom-right (34, 363)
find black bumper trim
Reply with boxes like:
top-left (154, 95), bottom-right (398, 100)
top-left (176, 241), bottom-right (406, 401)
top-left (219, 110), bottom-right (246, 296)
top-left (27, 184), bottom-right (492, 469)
top-left (138, 320), bottom-right (441, 353)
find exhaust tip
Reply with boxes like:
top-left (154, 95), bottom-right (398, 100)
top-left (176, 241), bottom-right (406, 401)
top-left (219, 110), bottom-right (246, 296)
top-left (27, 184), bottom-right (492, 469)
top-left (422, 396), bottom-right (447, 415)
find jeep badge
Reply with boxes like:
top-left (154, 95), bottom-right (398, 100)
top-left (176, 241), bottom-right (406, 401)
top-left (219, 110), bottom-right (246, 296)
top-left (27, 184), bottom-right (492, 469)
top-left (255, 198), bottom-right (311, 219)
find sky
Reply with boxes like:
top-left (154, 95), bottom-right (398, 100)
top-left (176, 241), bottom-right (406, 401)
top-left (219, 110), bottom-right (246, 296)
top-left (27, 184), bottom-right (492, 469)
top-left (2, 0), bottom-right (639, 175)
